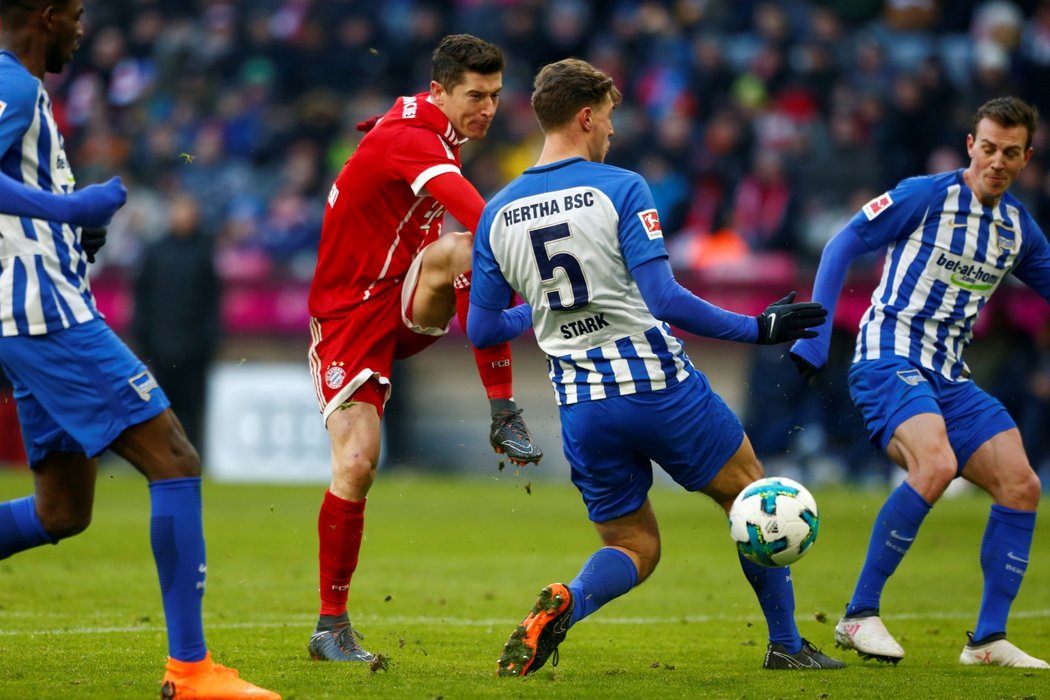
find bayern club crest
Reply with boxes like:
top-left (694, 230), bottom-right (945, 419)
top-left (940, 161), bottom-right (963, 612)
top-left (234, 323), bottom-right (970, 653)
top-left (325, 362), bottom-right (347, 389)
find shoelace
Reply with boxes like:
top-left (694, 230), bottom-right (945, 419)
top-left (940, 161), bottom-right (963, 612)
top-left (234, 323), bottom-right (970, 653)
top-left (333, 624), bottom-right (366, 652)
top-left (492, 409), bottom-right (531, 441)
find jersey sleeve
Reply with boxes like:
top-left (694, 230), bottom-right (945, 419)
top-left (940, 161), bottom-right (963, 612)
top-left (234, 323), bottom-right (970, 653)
top-left (470, 205), bottom-right (516, 311)
top-left (616, 173), bottom-right (671, 271)
top-left (425, 171), bottom-right (484, 232)
top-left (0, 70), bottom-right (38, 161)
top-left (1011, 212), bottom-right (1050, 303)
top-left (848, 176), bottom-right (935, 249)
top-left (0, 72), bottom-right (78, 221)
top-left (386, 127), bottom-right (462, 196)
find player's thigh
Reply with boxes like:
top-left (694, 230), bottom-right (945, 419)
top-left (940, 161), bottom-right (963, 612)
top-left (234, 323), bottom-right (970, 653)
top-left (560, 396), bottom-right (656, 524)
top-left (884, 411), bottom-right (952, 469)
top-left (0, 320), bottom-right (169, 462)
top-left (700, 433), bottom-right (763, 514)
top-left (562, 375), bottom-right (744, 522)
top-left (644, 373), bottom-right (749, 503)
top-left (848, 357), bottom-right (942, 454)
top-left (962, 428), bottom-right (1041, 510)
top-left (939, 378), bottom-right (1018, 473)
top-left (408, 231), bottom-right (472, 330)
top-left (309, 308), bottom-right (399, 423)
top-left (108, 408), bottom-right (200, 481)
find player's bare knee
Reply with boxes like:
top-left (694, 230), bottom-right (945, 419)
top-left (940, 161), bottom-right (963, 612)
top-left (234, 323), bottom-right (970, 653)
top-left (332, 452), bottom-right (377, 494)
top-left (912, 448), bottom-right (957, 496)
top-left (447, 231), bottom-right (474, 278)
top-left (39, 509), bottom-right (92, 541)
top-left (636, 546), bottom-right (661, 583)
top-left (171, 440), bottom-right (202, 478)
top-left (998, 469), bottom-right (1042, 510)
top-left (423, 231), bottom-right (473, 283)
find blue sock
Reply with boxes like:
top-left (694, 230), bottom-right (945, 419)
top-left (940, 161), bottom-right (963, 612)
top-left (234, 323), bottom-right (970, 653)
top-left (846, 481), bottom-right (931, 616)
top-left (738, 554), bottom-right (801, 652)
top-left (973, 504), bottom-right (1036, 642)
top-left (0, 496), bottom-right (56, 559)
top-left (567, 547), bottom-right (638, 627)
top-left (150, 477), bottom-right (208, 662)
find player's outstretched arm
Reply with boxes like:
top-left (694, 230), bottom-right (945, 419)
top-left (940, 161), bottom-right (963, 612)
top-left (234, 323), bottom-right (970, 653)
top-left (789, 224), bottom-right (872, 375)
top-left (0, 173), bottom-right (126, 227)
top-left (427, 172), bottom-right (485, 234)
top-left (466, 301), bottom-right (532, 348)
top-left (755, 292), bottom-right (827, 344)
top-left (634, 256), bottom-right (757, 342)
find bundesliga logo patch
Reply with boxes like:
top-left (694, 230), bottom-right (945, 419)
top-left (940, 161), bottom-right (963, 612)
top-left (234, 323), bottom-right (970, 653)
top-left (637, 209), bottom-right (663, 239)
top-left (863, 192), bottom-right (893, 220)
top-left (325, 362), bottom-right (347, 390)
top-left (0, 100), bottom-right (6, 119)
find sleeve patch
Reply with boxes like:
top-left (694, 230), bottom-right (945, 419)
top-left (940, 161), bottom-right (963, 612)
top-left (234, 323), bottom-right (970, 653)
top-left (0, 100), bottom-right (6, 119)
top-left (637, 209), bottom-right (663, 239)
top-left (862, 192), bottom-right (893, 220)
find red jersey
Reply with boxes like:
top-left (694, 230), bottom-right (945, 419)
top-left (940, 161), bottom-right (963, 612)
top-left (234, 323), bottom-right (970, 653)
top-left (308, 92), bottom-right (468, 319)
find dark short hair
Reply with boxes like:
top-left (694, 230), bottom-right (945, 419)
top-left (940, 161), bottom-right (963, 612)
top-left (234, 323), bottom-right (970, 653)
top-left (0, 0), bottom-right (60, 19)
top-left (972, 96), bottom-right (1039, 150)
top-left (531, 58), bottom-right (622, 132)
top-left (431, 34), bottom-right (503, 91)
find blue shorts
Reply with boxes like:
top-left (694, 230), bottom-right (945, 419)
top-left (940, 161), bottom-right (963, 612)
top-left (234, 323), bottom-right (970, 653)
top-left (0, 320), bottom-right (169, 466)
top-left (559, 370), bottom-right (744, 523)
top-left (848, 357), bottom-right (1015, 472)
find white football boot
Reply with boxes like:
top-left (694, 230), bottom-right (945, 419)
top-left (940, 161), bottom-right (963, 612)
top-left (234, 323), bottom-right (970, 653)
top-left (960, 634), bottom-right (1049, 669)
top-left (834, 615), bottom-right (905, 663)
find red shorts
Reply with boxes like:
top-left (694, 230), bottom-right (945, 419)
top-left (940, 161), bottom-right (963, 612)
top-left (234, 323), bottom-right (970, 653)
top-left (309, 251), bottom-right (447, 423)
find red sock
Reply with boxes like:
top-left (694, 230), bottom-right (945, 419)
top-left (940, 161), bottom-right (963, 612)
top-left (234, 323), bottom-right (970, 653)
top-left (317, 490), bottom-right (366, 617)
top-left (455, 271), bottom-right (513, 400)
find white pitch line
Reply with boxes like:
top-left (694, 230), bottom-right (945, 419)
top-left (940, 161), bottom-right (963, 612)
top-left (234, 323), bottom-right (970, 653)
top-left (1, 609), bottom-right (1048, 637)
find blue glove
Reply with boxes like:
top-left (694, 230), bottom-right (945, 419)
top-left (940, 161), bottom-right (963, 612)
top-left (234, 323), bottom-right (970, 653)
top-left (67, 176), bottom-right (127, 227)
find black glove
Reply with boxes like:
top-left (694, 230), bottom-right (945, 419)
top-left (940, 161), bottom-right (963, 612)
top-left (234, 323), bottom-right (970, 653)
top-left (755, 292), bottom-right (827, 344)
top-left (790, 352), bottom-right (820, 384)
top-left (81, 226), bottom-right (108, 263)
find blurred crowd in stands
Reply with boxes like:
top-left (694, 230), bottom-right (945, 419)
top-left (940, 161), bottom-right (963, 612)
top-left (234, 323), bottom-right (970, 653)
top-left (37, 0), bottom-right (1050, 480)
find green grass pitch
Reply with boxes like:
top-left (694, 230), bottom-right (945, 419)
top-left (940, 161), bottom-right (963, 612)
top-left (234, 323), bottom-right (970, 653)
top-left (1, 467), bottom-right (1047, 699)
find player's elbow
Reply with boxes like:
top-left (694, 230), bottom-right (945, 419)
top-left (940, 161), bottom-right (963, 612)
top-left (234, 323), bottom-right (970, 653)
top-left (466, 320), bottom-right (497, 349)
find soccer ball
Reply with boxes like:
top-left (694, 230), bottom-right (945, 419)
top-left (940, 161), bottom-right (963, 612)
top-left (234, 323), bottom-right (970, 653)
top-left (728, 476), bottom-right (819, 567)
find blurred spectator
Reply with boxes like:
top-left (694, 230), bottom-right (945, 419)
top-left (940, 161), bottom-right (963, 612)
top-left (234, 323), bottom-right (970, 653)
top-left (731, 149), bottom-right (796, 251)
top-left (133, 193), bottom-right (220, 451)
top-left (669, 205), bottom-right (750, 271)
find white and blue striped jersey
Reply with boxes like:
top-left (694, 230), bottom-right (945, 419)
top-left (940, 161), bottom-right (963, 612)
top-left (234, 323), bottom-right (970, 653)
top-left (472, 157), bottom-right (694, 405)
top-left (851, 169), bottom-right (1050, 380)
top-left (0, 51), bottom-right (98, 336)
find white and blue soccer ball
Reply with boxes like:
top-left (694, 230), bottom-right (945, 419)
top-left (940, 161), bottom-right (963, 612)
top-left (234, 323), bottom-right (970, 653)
top-left (729, 476), bottom-right (819, 567)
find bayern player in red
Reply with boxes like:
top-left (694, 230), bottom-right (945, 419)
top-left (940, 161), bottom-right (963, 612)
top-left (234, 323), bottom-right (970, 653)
top-left (305, 34), bottom-right (542, 661)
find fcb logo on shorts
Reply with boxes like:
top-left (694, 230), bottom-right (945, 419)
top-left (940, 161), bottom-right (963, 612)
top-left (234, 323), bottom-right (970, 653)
top-left (325, 362), bottom-right (347, 389)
